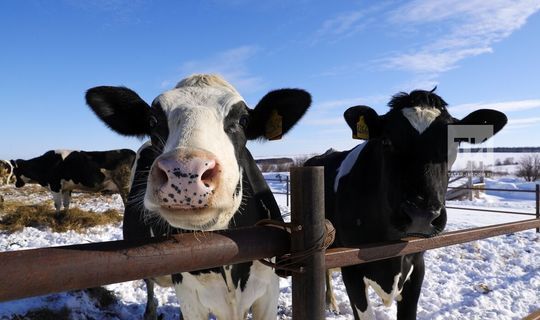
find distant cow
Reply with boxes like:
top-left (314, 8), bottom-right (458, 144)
top-left (0, 160), bottom-right (14, 185)
top-left (85, 74), bottom-right (311, 319)
top-left (305, 89), bottom-right (507, 320)
top-left (10, 149), bottom-right (135, 211)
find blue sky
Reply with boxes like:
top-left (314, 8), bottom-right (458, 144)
top-left (2, 0), bottom-right (540, 159)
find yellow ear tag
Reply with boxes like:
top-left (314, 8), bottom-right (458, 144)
top-left (353, 115), bottom-right (369, 140)
top-left (265, 110), bottom-right (283, 140)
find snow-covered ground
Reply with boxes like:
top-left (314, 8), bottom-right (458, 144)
top-left (0, 174), bottom-right (539, 319)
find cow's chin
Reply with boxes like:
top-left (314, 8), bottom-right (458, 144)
top-left (145, 196), bottom-right (241, 231)
top-left (158, 207), bottom-right (236, 231)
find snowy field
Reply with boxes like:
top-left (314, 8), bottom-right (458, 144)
top-left (0, 173), bottom-right (539, 320)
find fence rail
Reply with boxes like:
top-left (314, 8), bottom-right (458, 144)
top-left (1, 168), bottom-right (539, 319)
top-left (0, 226), bottom-right (290, 302)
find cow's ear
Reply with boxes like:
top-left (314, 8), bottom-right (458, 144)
top-left (85, 86), bottom-right (152, 137)
top-left (343, 106), bottom-right (381, 140)
top-left (246, 89), bottom-right (311, 140)
top-left (454, 109), bottom-right (507, 143)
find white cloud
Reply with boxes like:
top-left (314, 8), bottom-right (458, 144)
top-left (314, 10), bottom-right (365, 40)
top-left (305, 117), bottom-right (344, 126)
top-left (383, 0), bottom-right (540, 74)
top-left (312, 2), bottom-right (392, 44)
top-left (174, 45), bottom-right (265, 94)
top-left (450, 99), bottom-right (540, 115)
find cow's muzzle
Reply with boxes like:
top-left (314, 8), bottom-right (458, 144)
top-left (149, 148), bottom-right (220, 210)
top-left (401, 201), bottom-right (443, 237)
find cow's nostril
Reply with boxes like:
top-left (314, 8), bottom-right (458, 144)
top-left (154, 165), bottom-right (169, 187)
top-left (201, 160), bottom-right (218, 188)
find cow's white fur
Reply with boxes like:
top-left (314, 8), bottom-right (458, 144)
top-left (401, 106), bottom-right (441, 134)
top-left (54, 149), bottom-right (74, 160)
top-left (174, 261), bottom-right (278, 320)
top-left (334, 142), bottom-right (367, 192)
top-left (144, 75), bottom-right (244, 231)
top-left (357, 265), bottom-right (414, 319)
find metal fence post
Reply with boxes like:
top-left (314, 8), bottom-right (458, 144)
top-left (536, 184), bottom-right (540, 233)
top-left (290, 166), bottom-right (325, 320)
top-left (468, 176), bottom-right (473, 201)
top-left (286, 175), bottom-right (290, 207)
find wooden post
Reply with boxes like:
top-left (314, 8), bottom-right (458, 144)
top-left (536, 184), bottom-right (540, 233)
top-left (290, 166), bottom-right (325, 320)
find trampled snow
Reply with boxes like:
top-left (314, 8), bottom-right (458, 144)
top-left (0, 175), bottom-right (539, 319)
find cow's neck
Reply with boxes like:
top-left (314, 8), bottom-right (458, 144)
top-left (228, 148), bottom-right (282, 228)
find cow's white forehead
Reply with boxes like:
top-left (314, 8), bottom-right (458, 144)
top-left (157, 74), bottom-right (245, 118)
top-left (401, 106), bottom-right (441, 134)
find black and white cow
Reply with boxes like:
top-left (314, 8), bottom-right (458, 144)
top-left (305, 89), bottom-right (507, 320)
top-left (85, 74), bottom-right (311, 319)
top-left (10, 149), bottom-right (136, 211)
top-left (0, 160), bottom-right (14, 185)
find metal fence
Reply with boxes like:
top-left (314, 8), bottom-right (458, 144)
top-left (1, 167), bottom-right (539, 319)
top-left (265, 176), bottom-right (290, 206)
top-left (269, 175), bottom-right (540, 232)
top-left (447, 184), bottom-right (540, 232)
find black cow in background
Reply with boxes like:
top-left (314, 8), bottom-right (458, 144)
top-left (11, 149), bottom-right (135, 211)
top-left (305, 89), bottom-right (507, 320)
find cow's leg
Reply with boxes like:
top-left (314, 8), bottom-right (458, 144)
top-left (51, 192), bottom-right (62, 212)
top-left (341, 266), bottom-right (373, 320)
top-left (62, 190), bottom-right (72, 210)
top-left (143, 279), bottom-right (158, 320)
top-left (397, 254), bottom-right (425, 320)
top-left (251, 272), bottom-right (279, 320)
top-left (325, 269), bottom-right (339, 313)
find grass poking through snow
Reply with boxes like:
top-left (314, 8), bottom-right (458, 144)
top-left (0, 201), bottom-right (122, 233)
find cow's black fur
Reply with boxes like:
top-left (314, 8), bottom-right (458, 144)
top-left (11, 149), bottom-right (135, 209)
top-left (306, 89), bottom-right (507, 320)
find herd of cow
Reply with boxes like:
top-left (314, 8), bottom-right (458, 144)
top-left (1, 74), bottom-right (507, 320)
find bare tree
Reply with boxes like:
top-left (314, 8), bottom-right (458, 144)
top-left (503, 157), bottom-right (515, 165)
top-left (516, 154), bottom-right (540, 182)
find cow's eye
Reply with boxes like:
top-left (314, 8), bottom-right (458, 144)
top-left (149, 116), bottom-right (158, 129)
top-left (239, 115), bottom-right (249, 129)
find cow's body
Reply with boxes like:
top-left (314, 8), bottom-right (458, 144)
top-left (11, 149), bottom-right (135, 211)
top-left (0, 160), bottom-right (14, 185)
top-left (86, 74), bottom-right (311, 319)
top-left (306, 89), bottom-right (507, 320)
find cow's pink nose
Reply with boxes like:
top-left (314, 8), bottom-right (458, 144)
top-left (152, 154), bottom-right (220, 209)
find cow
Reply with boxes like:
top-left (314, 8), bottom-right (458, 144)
top-left (0, 160), bottom-right (14, 185)
top-left (305, 89), bottom-right (507, 320)
top-left (85, 74), bottom-right (312, 320)
top-left (10, 149), bottom-right (136, 211)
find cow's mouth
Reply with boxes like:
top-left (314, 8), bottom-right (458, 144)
top-left (144, 194), bottom-right (239, 231)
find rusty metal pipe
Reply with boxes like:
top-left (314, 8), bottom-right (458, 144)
top-left (325, 219), bottom-right (540, 269)
top-left (0, 226), bottom-right (290, 302)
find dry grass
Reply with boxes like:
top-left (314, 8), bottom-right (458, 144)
top-left (0, 201), bottom-right (122, 233)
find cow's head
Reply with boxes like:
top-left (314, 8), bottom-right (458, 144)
top-left (86, 74), bottom-right (311, 230)
top-left (344, 89), bottom-right (506, 237)
top-left (9, 159), bottom-right (27, 188)
top-left (0, 160), bottom-right (14, 185)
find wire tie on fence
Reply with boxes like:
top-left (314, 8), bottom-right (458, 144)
top-left (255, 219), bottom-right (335, 277)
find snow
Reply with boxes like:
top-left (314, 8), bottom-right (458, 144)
top-left (1, 175), bottom-right (539, 319)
